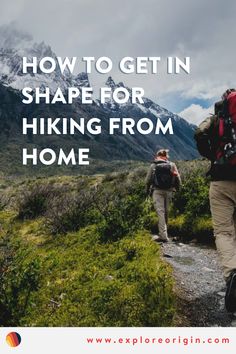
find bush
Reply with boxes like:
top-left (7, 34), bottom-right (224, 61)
top-left (17, 184), bottom-right (56, 220)
top-left (168, 215), bottom-right (186, 237)
top-left (0, 236), bottom-right (42, 326)
top-left (97, 194), bottom-right (145, 243)
top-left (0, 194), bottom-right (8, 211)
top-left (46, 189), bottom-right (100, 234)
top-left (14, 165), bottom-right (213, 244)
top-left (192, 217), bottom-right (213, 242)
top-left (172, 175), bottom-right (210, 218)
top-left (141, 201), bottom-right (158, 233)
top-left (168, 172), bottom-right (213, 242)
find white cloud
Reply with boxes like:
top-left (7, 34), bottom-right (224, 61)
top-left (178, 104), bottom-right (214, 125)
top-left (180, 81), bottom-right (229, 100)
top-left (1, 0), bottom-right (236, 111)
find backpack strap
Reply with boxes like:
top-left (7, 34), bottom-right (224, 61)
top-left (219, 117), bottom-right (224, 137)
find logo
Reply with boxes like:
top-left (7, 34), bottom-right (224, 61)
top-left (6, 332), bottom-right (21, 347)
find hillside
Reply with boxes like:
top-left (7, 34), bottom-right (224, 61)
top-left (0, 25), bottom-right (199, 176)
top-left (0, 169), bottom-right (175, 326)
top-left (0, 159), bottom-right (214, 326)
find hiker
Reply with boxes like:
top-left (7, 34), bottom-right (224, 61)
top-left (145, 149), bottom-right (181, 242)
top-left (195, 88), bottom-right (236, 313)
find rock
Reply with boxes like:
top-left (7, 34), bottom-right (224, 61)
top-left (202, 267), bottom-right (214, 272)
top-left (152, 235), bottom-right (159, 241)
top-left (217, 291), bottom-right (225, 297)
top-left (231, 319), bottom-right (236, 327)
top-left (163, 253), bottom-right (173, 258)
top-left (189, 239), bottom-right (198, 244)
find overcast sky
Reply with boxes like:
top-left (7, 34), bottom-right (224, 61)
top-left (0, 0), bottom-right (235, 124)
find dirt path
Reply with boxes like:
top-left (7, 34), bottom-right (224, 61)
top-left (160, 241), bottom-right (236, 327)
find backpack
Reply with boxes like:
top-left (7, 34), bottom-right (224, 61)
top-left (215, 91), bottom-right (236, 165)
top-left (153, 161), bottom-right (174, 189)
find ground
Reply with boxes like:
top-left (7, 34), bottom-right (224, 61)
top-left (161, 240), bottom-right (236, 327)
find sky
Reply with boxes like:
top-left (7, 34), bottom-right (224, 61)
top-left (0, 0), bottom-right (235, 124)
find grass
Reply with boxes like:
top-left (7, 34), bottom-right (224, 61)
top-left (0, 159), bottom-right (214, 326)
top-left (0, 171), bottom-right (175, 327)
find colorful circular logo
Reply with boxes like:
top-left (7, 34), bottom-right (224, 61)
top-left (6, 332), bottom-right (21, 347)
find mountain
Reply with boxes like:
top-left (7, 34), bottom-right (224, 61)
top-left (0, 25), bottom-right (198, 175)
top-left (0, 24), bottom-right (90, 93)
top-left (98, 76), bottom-right (197, 160)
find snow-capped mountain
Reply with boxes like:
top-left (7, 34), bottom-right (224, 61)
top-left (98, 76), bottom-right (197, 160)
top-left (101, 76), bottom-right (182, 124)
top-left (0, 24), bottom-right (198, 168)
top-left (0, 24), bottom-right (90, 92)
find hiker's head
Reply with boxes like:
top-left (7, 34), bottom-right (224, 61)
top-left (155, 149), bottom-right (169, 160)
top-left (221, 88), bottom-right (236, 100)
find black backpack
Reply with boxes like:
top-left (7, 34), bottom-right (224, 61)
top-left (153, 161), bottom-right (173, 189)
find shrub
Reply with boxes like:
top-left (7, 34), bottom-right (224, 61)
top-left (142, 209), bottom-right (158, 234)
top-left (172, 175), bottom-right (210, 218)
top-left (17, 184), bottom-right (56, 220)
top-left (168, 172), bottom-right (212, 241)
top-left (46, 188), bottom-right (100, 235)
top-left (168, 215), bottom-right (186, 237)
top-left (192, 217), bottom-right (213, 242)
top-left (97, 191), bottom-right (146, 243)
top-left (0, 237), bottom-right (42, 326)
top-left (0, 194), bottom-right (8, 211)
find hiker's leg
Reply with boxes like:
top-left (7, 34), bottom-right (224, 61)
top-left (233, 209), bottom-right (236, 237)
top-left (210, 181), bottom-right (236, 279)
top-left (153, 190), bottom-right (168, 240)
top-left (164, 191), bottom-right (172, 224)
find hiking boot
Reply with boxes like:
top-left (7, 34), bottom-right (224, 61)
top-left (225, 270), bottom-right (236, 313)
top-left (152, 235), bottom-right (169, 243)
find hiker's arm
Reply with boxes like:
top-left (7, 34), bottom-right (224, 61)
top-left (172, 163), bottom-right (181, 191)
top-left (194, 116), bottom-right (215, 160)
top-left (145, 164), bottom-right (155, 195)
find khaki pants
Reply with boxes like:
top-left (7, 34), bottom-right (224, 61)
top-left (152, 189), bottom-right (172, 240)
top-left (209, 181), bottom-right (236, 279)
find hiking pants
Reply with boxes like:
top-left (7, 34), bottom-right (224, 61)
top-left (152, 189), bottom-right (172, 240)
top-left (209, 181), bottom-right (236, 279)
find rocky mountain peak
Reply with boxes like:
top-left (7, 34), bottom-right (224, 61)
top-left (74, 72), bottom-right (90, 88)
top-left (105, 76), bottom-right (116, 90)
top-left (0, 25), bottom-right (71, 92)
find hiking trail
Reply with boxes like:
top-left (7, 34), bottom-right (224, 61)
top-left (160, 240), bottom-right (236, 327)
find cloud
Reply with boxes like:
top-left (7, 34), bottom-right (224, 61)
top-left (0, 0), bottom-right (236, 112)
top-left (178, 104), bottom-right (214, 125)
top-left (181, 82), bottom-right (228, 100)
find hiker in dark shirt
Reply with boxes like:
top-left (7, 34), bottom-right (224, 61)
top-left (146, 149), bottom-right (181, 242)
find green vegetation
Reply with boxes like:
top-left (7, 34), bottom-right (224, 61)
top-left (0, 159), bottom-right (214, 326)
top-left (0, 171), bottom-right (174, 327)
top-left (169, 160), bottom-right (213, 242)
